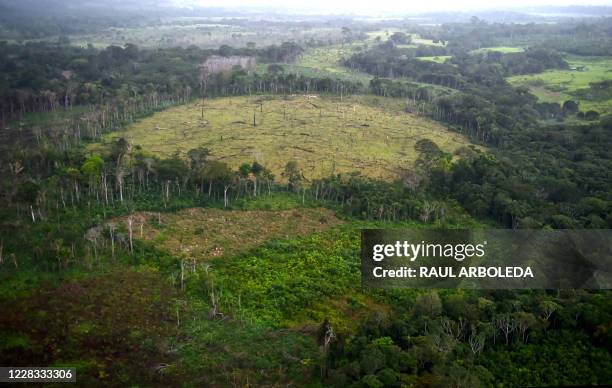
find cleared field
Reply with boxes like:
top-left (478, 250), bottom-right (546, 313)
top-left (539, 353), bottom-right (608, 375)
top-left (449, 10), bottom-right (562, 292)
top-left (93, 95), bottom-right (474, 180)
top-left (267, 30), bottom-right (445, 84)
top-left (365, 30), bottom-right (444, 47)
top-left (471, 46), bottom-right (525, 54)
top-left (365, 29), bottom-right (398, 42)
top-left (113, 207), bottom-right (340, 259)
top-left (508, 56), bottom-right (612, 113)
top-left (411, 34), bottom-right (446, 47)
top-left (416, 55), bottom-right (452, 63)
top-left (290, 46), bottom-right (373, 84)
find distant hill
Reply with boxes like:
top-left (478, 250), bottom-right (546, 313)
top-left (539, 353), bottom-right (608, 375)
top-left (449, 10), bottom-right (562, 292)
top-left (419, 6), bottom-right (612, 23)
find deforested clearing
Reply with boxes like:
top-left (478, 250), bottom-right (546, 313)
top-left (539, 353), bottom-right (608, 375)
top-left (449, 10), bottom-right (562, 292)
top-left (94, 95), bottom-right (475, 180)
top-left (111, 207), bottom-right (340, 259)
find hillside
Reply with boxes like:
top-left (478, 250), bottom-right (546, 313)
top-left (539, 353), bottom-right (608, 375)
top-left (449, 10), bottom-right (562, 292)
top-left (93, 95), bottom-right (475, 180)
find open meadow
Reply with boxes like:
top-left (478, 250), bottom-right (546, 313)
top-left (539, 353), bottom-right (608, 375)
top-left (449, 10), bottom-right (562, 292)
top-left (93, 95), bottom-right (474, 180)
top-left (271, 45), bottom-right (374, 85)
top-left (416, 55), bottom-right (452, 63)
top-left (275, 30), bottom-right (448, 83)
top-left (508, 55), bottom-right (612, 113)
top-left (471, 46), bottom-right (525, 54)
top-left (364, 30), bottom-right (445, 47)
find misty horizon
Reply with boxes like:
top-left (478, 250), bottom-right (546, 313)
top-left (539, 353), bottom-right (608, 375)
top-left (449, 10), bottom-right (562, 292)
top-left (3, 0), bottom-right (612, 18)
top-left (176, 0), bottom-right (612, 15)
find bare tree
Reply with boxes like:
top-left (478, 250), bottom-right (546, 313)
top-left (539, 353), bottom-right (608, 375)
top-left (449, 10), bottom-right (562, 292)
top-left (515, 312), bottom-right (537, 343)
top-left (420, 201), bottom-right (436, 223)
top-left (468, 324), bottom-right (487, 356)
top-left (127, 216), bottom-right (134, 254)
top-left (442, 317), bottom-right (466, 340)
top-left (108, 223), bottom-right (116, 259)
top-left (224, 185), bottom-right (230, 207)
top-left (494, 314), bottom-right (516, 345)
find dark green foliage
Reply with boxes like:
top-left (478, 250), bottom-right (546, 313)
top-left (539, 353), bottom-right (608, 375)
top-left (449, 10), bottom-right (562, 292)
top-left (0, 40), bottom-right (361, 127)
top-left (562, 100), bottom-right (579, 115)
top-left (435, 121), bottom-right (612, 228)
top-left (357, 47), bottom-right (541, 138)
top-left (325, 290), bottom-right (612, 387)
top-left (388, 32), bottom-right (411, 45)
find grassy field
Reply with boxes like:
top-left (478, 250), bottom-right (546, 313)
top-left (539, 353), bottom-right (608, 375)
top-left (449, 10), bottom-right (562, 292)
top-left (416, 55), bottom-right (452, 63)
top-left (471, 46), bottom-right (525, 54)
top-left (365, 30), bottom-right (445, 47)
top-left (275, 30), bottom-right (447, 84)
top-left (112, 206), bottom-right (340, 260)
top-left (92, 95), bottom-right (475, 180)
top-left (286, 45), bottom-right (374, 84)
top-left (364, 29), bottom-right (397, 42)
top-left (410, 34), bottom-right (446, 47)
top-left (508, 56), bottom-right (612, 113)
top-left (415, 46), bottom-right (522, 64)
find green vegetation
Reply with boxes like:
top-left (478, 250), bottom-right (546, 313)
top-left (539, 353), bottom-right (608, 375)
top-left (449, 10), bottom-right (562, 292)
top-left (0, 268), bottom-right (178, 385)
top-left (289, 46), bottom-right (374, 84)
top-left (1, 13), bottom-right (348, 50)
top-left (92, 95), bottom-right (473, 180)
top-left (471, 46), bottom-right (525, 54)
top-left (508, 56), bottom-right (612, 113)
top-left (1, 4), bottom-right (611, 387)
top-left (274, 30), bottom-right (447, 84)
top-left (112, 206), bottom-right (341, 259)
top-left (410, 34), bottom-right (447, 47)
top-left (416, 55), bottom-right (452, 63)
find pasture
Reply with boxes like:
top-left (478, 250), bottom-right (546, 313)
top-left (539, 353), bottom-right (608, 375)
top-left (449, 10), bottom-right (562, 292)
top-left (93, 95), bottom-right (475, 180)
top-left (275, 29), bottom-right (445, 84)
top-left (289, 45), bottom-right (373, 84)
top-left (262, 29), bottom-right (446, 84)
top-left (365, 30), bottom-right (445, 47)
top-left (471, 46), bottom-right (525, 54)
top-left (416, 55), bottom-right (452, 63)
top-left (411, 34), bottom-right (446, 47)
top-left (508, 56), bottom-right (612, 113)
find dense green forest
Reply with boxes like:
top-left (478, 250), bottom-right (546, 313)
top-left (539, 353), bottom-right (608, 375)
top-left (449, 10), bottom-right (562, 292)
top-left (0, 1), bottom-right (611, 386)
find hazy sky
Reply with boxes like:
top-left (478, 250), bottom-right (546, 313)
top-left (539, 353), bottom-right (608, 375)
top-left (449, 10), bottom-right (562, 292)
top-left (187, 0), bottom-right (612, 14)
